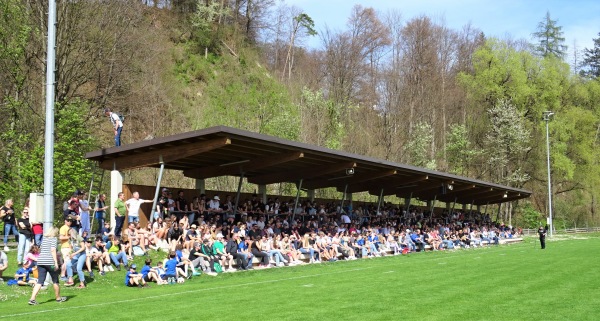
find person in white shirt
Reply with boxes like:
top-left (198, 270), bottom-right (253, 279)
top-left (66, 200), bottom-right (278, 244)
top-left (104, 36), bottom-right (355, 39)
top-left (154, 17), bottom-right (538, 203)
top-left (125, 192), bottom-right (153, 224)
top-left (341, 213), bottom-right (351, 224)
top-left (208, 196), bottom-right (222, 213)
top-left (104, 108), bottom-right (123, 147)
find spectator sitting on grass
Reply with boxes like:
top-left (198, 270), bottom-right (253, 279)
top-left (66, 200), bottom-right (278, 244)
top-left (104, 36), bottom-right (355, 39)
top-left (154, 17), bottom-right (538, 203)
top-left (163, 251), bottom-right (181, 283)
top-left (107, 236), bottom-right (128, 270)
top-left (187, 242), bottom-right (209, 276)
top-left (85, 239), bottom-right (104, 276)
top-left (141, 258), bottom-right (165, 285)
top-left (125, 264), bottom-right (148, 287)
top-left (167, 223), bottom-right (184, 251)
top-left (14, 260), bottom-right (35, 286)
top-left (64, 230), bottom-right (87, 288)
top-left (153, 261), bottom-right (167, 284)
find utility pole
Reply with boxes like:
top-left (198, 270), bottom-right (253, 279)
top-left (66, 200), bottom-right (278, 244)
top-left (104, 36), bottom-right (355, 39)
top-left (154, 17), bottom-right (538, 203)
top-left (542, 111), bottom-right (554, 237)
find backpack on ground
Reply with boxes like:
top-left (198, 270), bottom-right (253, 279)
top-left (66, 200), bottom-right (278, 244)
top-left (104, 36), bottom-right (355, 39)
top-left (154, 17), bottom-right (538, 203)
top-left (213, 261), bottom-right (223, 273)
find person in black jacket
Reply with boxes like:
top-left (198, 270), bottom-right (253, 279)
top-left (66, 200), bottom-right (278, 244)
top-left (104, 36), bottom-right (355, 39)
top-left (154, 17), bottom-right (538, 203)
top-left (538, 225), bottom-right (547, 249)
top-left (226, 233), bottom-right (248, 270)
top-left (16, 209), bottom-right (32, 265)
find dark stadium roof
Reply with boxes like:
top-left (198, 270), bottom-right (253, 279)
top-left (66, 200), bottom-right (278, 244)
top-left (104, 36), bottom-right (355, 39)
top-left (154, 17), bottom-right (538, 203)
top-left (85, 126), bottom-right (531, 205)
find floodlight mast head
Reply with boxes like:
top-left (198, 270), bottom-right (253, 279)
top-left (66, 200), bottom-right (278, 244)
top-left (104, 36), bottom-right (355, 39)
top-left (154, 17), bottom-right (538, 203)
top-left (542, 111), bottom-right (555, 121)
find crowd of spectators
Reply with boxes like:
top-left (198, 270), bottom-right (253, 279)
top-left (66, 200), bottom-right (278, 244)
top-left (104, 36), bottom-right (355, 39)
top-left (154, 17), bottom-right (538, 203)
top-left (1, 189), bottom-right (520, 291)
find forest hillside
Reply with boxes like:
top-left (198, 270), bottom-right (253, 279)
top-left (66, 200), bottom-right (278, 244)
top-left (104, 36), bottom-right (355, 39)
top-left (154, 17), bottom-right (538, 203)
top-left (1, 1), bottom-right (600, 228)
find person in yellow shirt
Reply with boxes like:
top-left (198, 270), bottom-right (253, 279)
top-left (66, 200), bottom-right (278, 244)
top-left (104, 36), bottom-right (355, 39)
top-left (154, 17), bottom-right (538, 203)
top-left (59, 219), bottom-right (73, 280)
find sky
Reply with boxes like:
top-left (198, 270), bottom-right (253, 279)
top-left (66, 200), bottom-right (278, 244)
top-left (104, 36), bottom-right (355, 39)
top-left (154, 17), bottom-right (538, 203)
top-left (283, 0), bottom-right (600, 61)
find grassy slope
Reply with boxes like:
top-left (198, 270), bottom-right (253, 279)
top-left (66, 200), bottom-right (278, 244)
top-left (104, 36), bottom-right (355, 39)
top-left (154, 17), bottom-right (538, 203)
top-left (0, 236), bottom-right (598, 320)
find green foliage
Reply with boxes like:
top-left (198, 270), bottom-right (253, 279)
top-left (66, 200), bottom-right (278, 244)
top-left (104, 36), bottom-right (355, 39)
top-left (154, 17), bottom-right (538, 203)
top-left (457, 39), bottom-right (537, 114)
top-left (516, 202), bottom-right (543, 228)
top-left (0, 101), bottom-right (96, 214)
top-left (0, 0), bottom-right (32, 87)
top-left (294, 13), bottom-right (317, 37)
top-left (581, 32), bottom-right (600, 78)
top-left (445, 124), bottom-right (481, 176)
top-left (177, 47), bottom-right (299, 140)
top-left (53, 102), bottom-right (97, 200)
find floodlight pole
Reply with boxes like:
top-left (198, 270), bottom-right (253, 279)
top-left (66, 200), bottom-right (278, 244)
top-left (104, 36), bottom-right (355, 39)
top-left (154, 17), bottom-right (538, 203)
top-left (543, 111), bottom-right (554, 237)
top-left (43, 0), bottom-right (57, 232)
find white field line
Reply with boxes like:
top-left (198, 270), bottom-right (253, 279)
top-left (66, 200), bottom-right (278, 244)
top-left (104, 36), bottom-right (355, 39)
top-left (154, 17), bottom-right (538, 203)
top-left (0, 267), bottom-right (373, 318)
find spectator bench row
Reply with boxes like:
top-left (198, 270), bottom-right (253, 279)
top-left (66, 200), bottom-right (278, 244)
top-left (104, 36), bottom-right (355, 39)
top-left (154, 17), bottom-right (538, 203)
top-left (151, 238), bottom-right (524, 266)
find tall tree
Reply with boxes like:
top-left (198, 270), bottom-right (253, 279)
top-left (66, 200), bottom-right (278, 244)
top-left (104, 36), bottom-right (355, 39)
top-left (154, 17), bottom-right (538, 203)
top-left (532, 11), bottom-right (567, 59)
top-left (581, 32), bottom-right (600, 78)
top-left (282, 13), bottom-right (316, 80)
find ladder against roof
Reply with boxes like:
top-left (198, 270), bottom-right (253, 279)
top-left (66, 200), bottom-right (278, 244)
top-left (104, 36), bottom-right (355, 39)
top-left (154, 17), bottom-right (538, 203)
top-left (88, 163), bottom-right (106, 233)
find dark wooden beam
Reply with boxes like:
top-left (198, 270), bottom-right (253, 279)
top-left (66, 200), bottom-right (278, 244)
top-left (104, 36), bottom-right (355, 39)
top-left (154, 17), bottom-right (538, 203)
top-left (414, 183), bottom-right (476, 200)
top-left (435, 187), bottom-right (498, 203)
top-left (183, 151), bottom-right (304, 179)
top-left (477, 193), bottom-right (524, 205)
top-left (347, 175), bottom-right (430, 194)
top-left (393, 178), bottom-right (441, 198)
top-left (303, 170), bottom-right (397, 190)
top-left (248, 162), bottom-right (356, 185)
top-left (99, 137), bottom-right (231, 170)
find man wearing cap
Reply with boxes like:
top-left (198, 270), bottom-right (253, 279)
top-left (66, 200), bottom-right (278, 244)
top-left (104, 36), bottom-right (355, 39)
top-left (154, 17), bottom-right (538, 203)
top-left (187, 243), bottom-right (207, 276)
top-left (63, 200), bottom-right (81, 234)
top-left (125, 264), bottom-right (147, 287)
top-left (213, 233), bottom-right (234, 272)
top-left (208, 195), bottom-right (222, 213)
top-left (184, 224), bottom-right (199, 250)
top-left (125, 192), bottom-right (153, 224)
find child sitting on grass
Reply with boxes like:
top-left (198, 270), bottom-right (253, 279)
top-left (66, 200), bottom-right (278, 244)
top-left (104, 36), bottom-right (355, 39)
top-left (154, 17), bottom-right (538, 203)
top-left (14, 261), bottom-right (36, 286)
top-left (141, 258), bottom-right (166, 285)
top-left (125, 264), bottom-right (148, 288)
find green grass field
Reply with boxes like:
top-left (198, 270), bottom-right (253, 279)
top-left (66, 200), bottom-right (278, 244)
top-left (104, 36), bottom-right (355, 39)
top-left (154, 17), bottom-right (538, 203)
top-left (1, 235), bottom-right (598, 320)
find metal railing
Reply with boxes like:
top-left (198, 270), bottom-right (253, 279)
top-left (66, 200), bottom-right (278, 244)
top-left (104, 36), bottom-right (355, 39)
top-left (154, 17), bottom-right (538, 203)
top-left (521, 227), bottom-right (600, 235)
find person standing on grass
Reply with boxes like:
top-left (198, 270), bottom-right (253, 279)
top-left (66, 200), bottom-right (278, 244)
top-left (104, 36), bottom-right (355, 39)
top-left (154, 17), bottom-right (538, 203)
top-left (538, 225), bottom-right (547, 249)
top-left (114, 192), bottom-right (126, 238)
top-left (1, 199), bottom-right (18, 252)
top-left (79, 192), bottom-right (92, 238)
top-left (16, 208), bottom-right (33, 266)
top-left (95, 194), bottom-right (109, 234)
top-left (29, 227), bottom-right (67, 305)
top-left (104, 108), bottom-right (123, 147)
